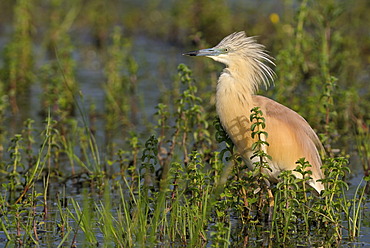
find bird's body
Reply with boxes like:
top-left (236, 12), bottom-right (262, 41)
top-left (184, 31), bottom-right (324, 193)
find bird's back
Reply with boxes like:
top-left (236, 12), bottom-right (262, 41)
top-left (252, 95), bottom-right (324, 192)
top-left (216, 83), bottom-right (324, 192)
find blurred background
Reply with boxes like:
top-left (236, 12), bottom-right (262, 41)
top-left (0, 0), bottom-right (369, 176)
top-left (0, 0), bottom-right (369, 246)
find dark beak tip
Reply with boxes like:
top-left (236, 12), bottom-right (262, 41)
top-left (183, 51), bottom-right (198, 56)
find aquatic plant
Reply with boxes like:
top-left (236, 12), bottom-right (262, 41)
top-left (0, 0), bottom-right (368, 247)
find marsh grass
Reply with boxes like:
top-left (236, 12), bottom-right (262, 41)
top-left (0, 65), bottom-right (367, 247)
top-left (1, 0), bottom-right (34, 113)
top-left (0, 0), bottom-right (369, 247)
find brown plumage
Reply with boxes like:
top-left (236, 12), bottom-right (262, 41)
top-left (184, 31), bottom-right (324, 193)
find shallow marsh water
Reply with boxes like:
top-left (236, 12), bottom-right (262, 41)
top-left (1, 33), bottom-right (369, 246)
top-left (0, 0), bottom-right (369, 247)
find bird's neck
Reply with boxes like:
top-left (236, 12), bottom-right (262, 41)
top-left (215, 61), bottom-right (260, 158)
top-left (216, 59), bottom-right (259, 108)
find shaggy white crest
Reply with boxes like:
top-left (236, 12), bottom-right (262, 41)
top-left (213, 31), bottom-right (276, 91)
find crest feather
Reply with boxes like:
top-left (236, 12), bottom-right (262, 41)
top-left (215, 31), bottom-right (275, 89)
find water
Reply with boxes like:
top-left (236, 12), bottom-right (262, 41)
top-left (0, 3), bottom-right (369, 246)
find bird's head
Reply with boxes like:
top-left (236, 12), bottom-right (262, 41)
top-left (183, 31), bottom-right (275, 87)
top-left (183, 31), bottom-right (270, 65)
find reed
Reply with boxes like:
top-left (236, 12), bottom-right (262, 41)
top-left (0, 0), bottom-right (368, 247)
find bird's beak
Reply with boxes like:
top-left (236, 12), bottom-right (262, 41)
top-left (183, 48), bottom-right (219, 57)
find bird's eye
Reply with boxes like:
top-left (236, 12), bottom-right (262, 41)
top-left (224, 48), bottom-right (229, 52)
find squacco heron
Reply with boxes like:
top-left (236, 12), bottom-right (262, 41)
top-left (184, 31), bottom-right (324, 193)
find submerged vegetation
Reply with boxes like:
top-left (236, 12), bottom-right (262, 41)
top-left (0, 0), bottom-right (369, 247)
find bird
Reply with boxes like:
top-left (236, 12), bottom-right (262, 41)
top-left (183, 31), bottom-right (325, 193)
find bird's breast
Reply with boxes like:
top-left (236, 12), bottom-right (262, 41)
top-left (216, 73), bottom-right (256, 165)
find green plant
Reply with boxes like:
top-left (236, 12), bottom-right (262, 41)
top-left (0, 0), bottom-right (34, 113)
